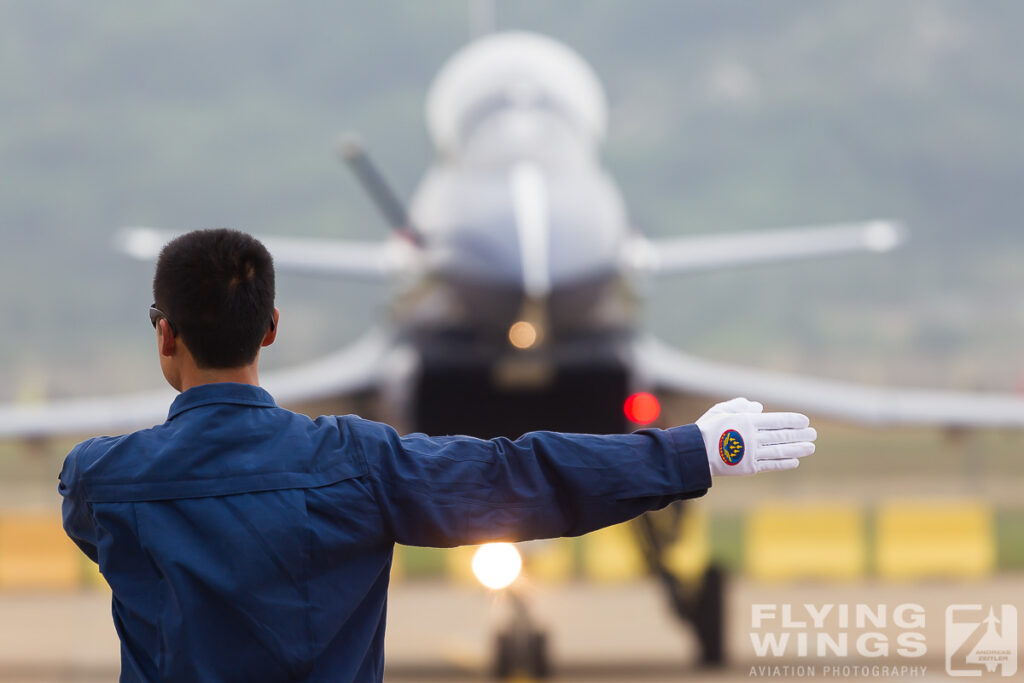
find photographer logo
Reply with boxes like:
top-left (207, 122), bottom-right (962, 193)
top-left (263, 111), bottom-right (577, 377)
top-left (945, 604), bottom-right (1017, 677)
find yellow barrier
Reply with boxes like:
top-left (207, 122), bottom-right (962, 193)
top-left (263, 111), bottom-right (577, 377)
top-left (0, 513), bottom-right (80, 590)
top-left (747, 501), bottom-right (865, 581)
top-left (0, 500), bottom-right (996, 590)
top-left (445, 544), bottom-right (480, 585)
top-left (580, 522), bottom-right (647, 583)
top-left (875, 499), bottom-right (995, 580)
top-left (523, 538), bottom-right (575, 583)
top-left (661, 504), bottom-right (710, 582)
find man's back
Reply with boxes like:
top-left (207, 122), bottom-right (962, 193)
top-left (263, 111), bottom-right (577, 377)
top-left (62, 383), bottom-right (392, 681)
top-left (61, 382), bottom-right (712, 682)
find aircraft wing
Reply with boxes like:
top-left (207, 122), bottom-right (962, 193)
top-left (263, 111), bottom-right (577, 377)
top-left (260, 329), bottom-right (388, 405)
top-left (0, 386), bottom-right (177, 441)
top-left (0, 330), bottom-right (390, 440)
top-left (633, 335), bottom-right (1024, 428)
top-left (118, 227), bottom-right (411, 280)
top-left (626, 219), bottom-right (906, 276)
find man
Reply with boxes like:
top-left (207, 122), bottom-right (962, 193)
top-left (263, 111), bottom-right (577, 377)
top-left (59, 228), bottom-right (816, 682)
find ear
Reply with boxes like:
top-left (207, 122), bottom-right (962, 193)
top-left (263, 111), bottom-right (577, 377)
top-left (157, 319), bottom-right (176, 357)
top-left (261, 308), bottom-right (280, 348)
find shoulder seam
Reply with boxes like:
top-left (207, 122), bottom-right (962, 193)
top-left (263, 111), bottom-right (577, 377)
top-left (338, 415), bottom-right (398, 542)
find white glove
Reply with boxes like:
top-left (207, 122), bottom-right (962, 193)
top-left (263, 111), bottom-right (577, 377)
top-left (695, 397), bottom-right (816, 476)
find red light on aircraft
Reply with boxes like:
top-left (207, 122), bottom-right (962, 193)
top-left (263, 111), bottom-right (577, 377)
top-left (624, 392), bottom-right (661, 425)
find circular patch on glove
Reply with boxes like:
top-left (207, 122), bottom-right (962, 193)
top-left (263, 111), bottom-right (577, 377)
top-left (719, 429), bottom-right (745, 465)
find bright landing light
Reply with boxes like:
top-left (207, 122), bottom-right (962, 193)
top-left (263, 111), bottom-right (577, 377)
top-left (508, 321), bottom-right (538, 349)
top-left (472, 542), bottom-right (523, 590)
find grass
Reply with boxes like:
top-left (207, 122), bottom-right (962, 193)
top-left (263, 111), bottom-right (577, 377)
top-left (996, 508), bottom-right (1024, 571)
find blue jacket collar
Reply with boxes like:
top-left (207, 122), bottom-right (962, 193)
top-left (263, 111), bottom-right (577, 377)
top-left (167, 383), bottom-right (276, 421)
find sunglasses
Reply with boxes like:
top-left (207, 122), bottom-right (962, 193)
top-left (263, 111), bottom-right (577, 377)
top-left (149, 304), bottom-right (178, 335)
top-left (149, 304), bottom-right (275, 335)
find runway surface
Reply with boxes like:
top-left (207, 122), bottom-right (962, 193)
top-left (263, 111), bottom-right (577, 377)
top-left (1, 576), bottom-right (1018, 681)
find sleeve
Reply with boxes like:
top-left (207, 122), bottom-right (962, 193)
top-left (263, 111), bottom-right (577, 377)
top-left (58, 442), bottom-right (99, 563)
top-left (348, 417), bottom-right (711, 548)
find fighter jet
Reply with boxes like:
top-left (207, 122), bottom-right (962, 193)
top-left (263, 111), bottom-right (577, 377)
top-left (6, 31), bottom-right (1021, 440)
top-left (3, 30), bottom-right (1024, 671)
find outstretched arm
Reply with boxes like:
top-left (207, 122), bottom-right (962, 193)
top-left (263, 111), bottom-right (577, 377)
top-left (352, 418), bottom-right (710, 547)
top-left (350, 398), bottom-right (815, 548)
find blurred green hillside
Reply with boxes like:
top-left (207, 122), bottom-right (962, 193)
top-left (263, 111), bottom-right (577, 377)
top-left (1, 0), bottom-right (1022, 400)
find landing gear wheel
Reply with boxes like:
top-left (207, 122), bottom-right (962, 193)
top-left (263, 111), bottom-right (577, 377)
top-left (527, 632), bottom-right (550, 679)
top-left (494, 632), bottom-right (513, 680)
top-left (493, 630), bottom-right (549, 679)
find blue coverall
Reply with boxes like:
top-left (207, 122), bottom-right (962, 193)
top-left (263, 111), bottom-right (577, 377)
top-left (59, 382), bottom-right (711, 682)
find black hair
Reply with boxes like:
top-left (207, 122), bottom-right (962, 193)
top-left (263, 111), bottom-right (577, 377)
top-left (153, 228), bottom-right (275, 369)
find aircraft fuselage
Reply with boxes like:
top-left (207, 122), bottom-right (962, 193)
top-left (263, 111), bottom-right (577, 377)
top-left (384, 32), bottom-right (644, 438)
